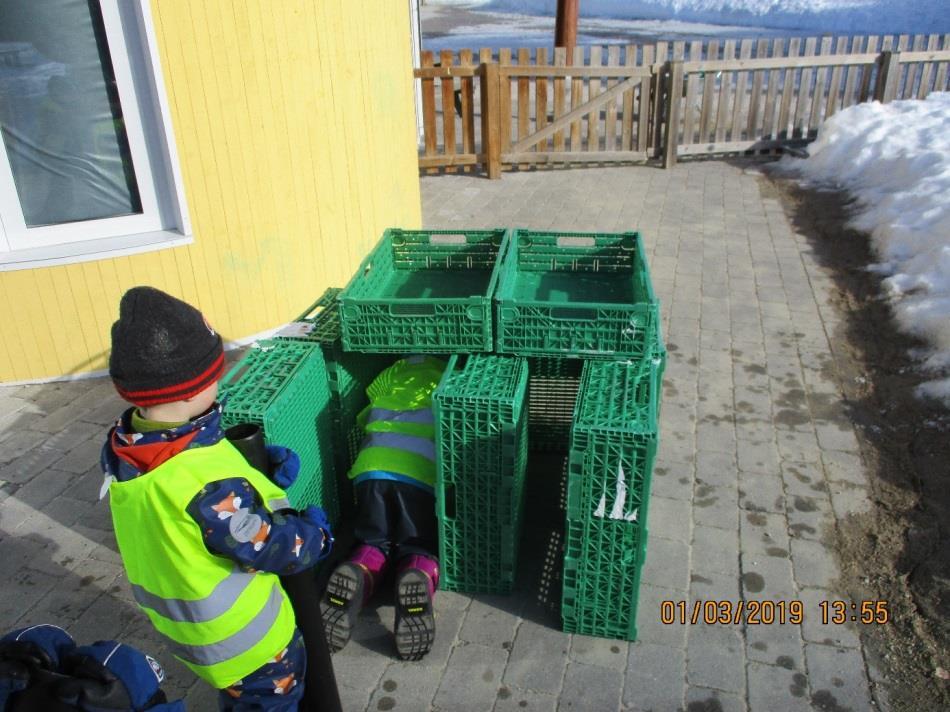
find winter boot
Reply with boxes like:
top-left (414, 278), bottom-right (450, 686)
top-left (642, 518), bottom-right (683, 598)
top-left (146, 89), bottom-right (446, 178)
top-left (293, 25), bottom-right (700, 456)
top-left (320, 544), bottom-right (387, 653)
top-left (393, 554), bottom-right (438, 661)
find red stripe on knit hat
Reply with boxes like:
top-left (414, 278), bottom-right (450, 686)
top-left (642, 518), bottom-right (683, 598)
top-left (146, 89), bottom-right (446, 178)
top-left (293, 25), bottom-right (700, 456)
top-left (116, 350), bottom-right (225, 404)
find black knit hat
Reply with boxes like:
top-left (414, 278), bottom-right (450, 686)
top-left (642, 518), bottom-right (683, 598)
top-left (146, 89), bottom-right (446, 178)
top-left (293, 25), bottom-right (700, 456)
top-left (109, 286), bottom-right (224, 407)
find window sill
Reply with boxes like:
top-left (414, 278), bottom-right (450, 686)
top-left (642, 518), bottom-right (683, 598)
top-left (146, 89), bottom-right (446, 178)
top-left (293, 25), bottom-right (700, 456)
top-left (0, 230), bottom-right (193, 272)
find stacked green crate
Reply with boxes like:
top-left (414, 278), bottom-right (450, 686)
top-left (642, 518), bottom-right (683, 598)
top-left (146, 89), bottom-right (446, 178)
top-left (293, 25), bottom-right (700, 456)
top-left (433, 354), bottom-right (529, 593)
top-left (276, 289), bottom-right (394, 512)
top-left (220, 339), bottom-right (338, 521)
top-left (494, 230), bottom-right (659, 360)
top-left (561, 355), bottom-right (662, 640)
top-left (339, 228), bottom-right (509, 353)
top-left (526, 357), bottom-right (583, 452)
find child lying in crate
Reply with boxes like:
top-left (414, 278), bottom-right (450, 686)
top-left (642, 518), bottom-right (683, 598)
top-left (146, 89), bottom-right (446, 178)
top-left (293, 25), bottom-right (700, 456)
top-left (320, 355), bottom-right (446, 661)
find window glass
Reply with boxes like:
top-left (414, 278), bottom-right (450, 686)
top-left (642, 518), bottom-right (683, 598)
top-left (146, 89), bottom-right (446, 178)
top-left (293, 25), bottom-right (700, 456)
top-left (0, 0), bottom-right (142, 228)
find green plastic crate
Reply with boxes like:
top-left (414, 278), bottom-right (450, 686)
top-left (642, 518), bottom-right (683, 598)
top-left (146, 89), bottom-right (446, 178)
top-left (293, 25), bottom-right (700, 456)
top-left (561, 357), bottom-right (662, 640)
top-left (434, 353), bottom-right (529, 594)
top-left (220, 339), bottom-right (338, 522)
top-left (276, 289), bottom-right (395, 512)
top-left (527, 357), bottom-right (583, 452)
top-left (495, 230), bottom-right (660, 359)
top-left (339, 228), bottom-right (509, 353)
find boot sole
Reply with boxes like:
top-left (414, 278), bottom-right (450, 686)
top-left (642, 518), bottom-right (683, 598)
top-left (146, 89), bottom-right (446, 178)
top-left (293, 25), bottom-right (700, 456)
top-left (320, 563), bottom-right (364, 653)
top-left (394, 569), bottom-right (435, 661)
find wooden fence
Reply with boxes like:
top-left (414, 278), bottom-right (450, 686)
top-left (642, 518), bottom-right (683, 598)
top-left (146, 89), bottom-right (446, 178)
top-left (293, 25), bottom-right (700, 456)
top-left (415, 34), bottom-right (950, 177)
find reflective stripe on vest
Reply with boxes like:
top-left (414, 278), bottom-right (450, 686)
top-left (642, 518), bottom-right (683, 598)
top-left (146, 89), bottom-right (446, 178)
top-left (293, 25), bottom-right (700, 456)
top-left (171, 583), bottom-right (284, 667)
top-left (361, 431), bottom-right (436, 462)
top-left (131, 568), bottom-right (255, 623)
top-left (366, 408), bottom-right (434, 425)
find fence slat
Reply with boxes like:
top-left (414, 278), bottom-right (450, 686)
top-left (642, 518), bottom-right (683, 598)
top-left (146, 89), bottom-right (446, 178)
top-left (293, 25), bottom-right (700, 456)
top-left (664, 60), bottom-right (684, 168)
top-left (588, 46), bottom-right (603, 152)
top-left (499, 47), bottom-right (512, 163)
top-left (682, 40), bottom-right (703, 145)
top-left (916, 34), bottom-right (941, 98)
top-left (903, 34), bottom-right (926, 99)
top-left (535, 47), bottom-right (549, 160)
top-left (421, 51), bottom-right (438, 174)
top-left (777, 37), bottom-right (800, 141)
top-left (652, 41), bottom-right (669, 151)
top-left (638, 45), bottom-right (654, 154)
top-left (698, 40), bottom-right (719, 144)
top-left (553, 47), bottom-right (567, 151)
top-left (808, 37), bottom-right (834, 136)
top-left (858, 36), bottom-right (881, 102)
top-left (459, 50), bottom-right (475, 172)
top-left (761, 38), bottom-right (782, 141)
top-left (570, 46), bottom-right (584, 151)
top-left (746, 38), bottom-right (770, 139)
top-left (621, 45), bottom-right (637, 150)
top-left (731, 39), bottom-right (753, 142)
top-left (933, 35), bottom-right (950, 93)
top-left (605, 45), bottom-right (620, 151)
top-left (481, 60), bottom-right (501, 178)
top-left (440, 50), bottom-right (457, 173)
top-left (792, 37), bottom-right (817, 139)
top-left (824, 36), bottom-right (849, 120)
top-left (517, 48), bottom-right (531, 168)
top-left (714, 40), bottom-right (736, 143)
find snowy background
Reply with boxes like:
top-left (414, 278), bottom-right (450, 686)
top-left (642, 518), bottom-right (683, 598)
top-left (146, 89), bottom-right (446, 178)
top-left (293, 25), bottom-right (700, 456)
top-left (424, 1), bottom-right (950, 403)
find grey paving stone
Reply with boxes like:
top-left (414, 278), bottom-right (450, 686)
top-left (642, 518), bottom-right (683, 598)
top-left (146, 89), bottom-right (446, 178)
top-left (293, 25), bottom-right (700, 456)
top-left (827, 481), bottom-right (873, 521)
top-left (815, 421), bottom-right (861, 454)
top-left (790, 538), bottom-right (839, 590)
top-left (55, 437), bottom-right (107, 474)
top-left (9, 467), bottom-right (75, 510)
top-left (434, 641), bottom-right (508, 712)
top-left (745, 618), bottom-right (805, 668)
top-left (798, 588), bottom-right (862, 649)
top-left (738, 469), bottom-right (785, 514)
top-left (557, 661), bottom-right (623, 711)
top-left (636, 585), bottom-right (688, 648)
top-left (365, 662), bottom-right (441, 712)
top-left (492, 686), bottom-right (557, 712)
top-left (504, 619), bottom-right (568, 693)
top-left (804, 642), bottom-right (874, 712)
top-left (821, 449), bottom-right (868, 486)
top-left (739, 555), bottom-right (796, 601)
top-left (182, 680), bottom-right (218, 711)
top-left (747, 661), bottom-right (812, 711)
top-left (786, 493), bottom-right (835, 541)
top-left (695, 450), bottom-right (738, 488)
top-left (0, 565), bottom-right (61, 625)
top-left (689, 568), bottom-right (740, 604)
top-left (459, 595), bottom-right (522, 648)
top-left (640, 537), bottom-right (690, 591)
top-left (686, 625), bottom-right (745, 693)
top-left (569, 634), bottom-right (629, 672)
top-left (692, 483), bottom-right (739, 531)
top-left (781, 459), bottom-right (827, 497)
top-left (736, 438), bottom-right (780, 474)
top-left (623, 642), bottom-right (686, 712)
top-left (651, 460), bottom-right (694, 501)
top-left (695, 419), bottom-right (737, 455)
top-left (649, 495), bottom-right (692, 542)
top-left (0, 447), bottom-right (67, 485)
top-left (690, 524), bottom-right (740, 579)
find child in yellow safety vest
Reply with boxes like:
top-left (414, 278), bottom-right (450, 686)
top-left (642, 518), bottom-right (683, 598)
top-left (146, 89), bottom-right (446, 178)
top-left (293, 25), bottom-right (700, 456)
top-left (100, 286), bottom-right (336, 711)
top-left (320, 355), bottom-right (446, 661)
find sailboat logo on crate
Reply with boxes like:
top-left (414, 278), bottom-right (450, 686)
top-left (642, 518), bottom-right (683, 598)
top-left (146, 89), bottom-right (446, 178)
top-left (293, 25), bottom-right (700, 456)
top-left (593, 463), bottom-right (638, 521)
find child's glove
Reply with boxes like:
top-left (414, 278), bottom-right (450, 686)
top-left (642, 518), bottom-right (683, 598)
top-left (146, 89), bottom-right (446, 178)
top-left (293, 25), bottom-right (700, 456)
top-left (301, 505), bottom-right (334, 553)
top-left (265, 445), bottom-right (300, 489)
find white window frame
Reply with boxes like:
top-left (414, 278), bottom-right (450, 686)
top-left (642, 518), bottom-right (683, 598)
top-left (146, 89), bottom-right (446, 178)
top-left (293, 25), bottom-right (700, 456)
top-left (0, 0), bottom-right (191, 271)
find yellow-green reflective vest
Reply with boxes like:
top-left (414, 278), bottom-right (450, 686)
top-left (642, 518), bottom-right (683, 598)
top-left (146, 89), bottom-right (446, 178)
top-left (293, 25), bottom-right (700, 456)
top-left (349, 356), bottom-right (446, 488)
top-left (109, 440), bottom-right (296, 688)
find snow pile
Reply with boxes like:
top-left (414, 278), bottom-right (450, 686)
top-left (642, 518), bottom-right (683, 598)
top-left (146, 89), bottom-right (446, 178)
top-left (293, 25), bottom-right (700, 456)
top-left (429, 0), bottom-right (950, 35)
top-left (781, 93), bottom-right (950, 403)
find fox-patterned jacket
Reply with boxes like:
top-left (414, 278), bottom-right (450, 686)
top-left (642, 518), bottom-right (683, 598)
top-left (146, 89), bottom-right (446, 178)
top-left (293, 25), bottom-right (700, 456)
top-left (100, 403), bottom-right (330, 574)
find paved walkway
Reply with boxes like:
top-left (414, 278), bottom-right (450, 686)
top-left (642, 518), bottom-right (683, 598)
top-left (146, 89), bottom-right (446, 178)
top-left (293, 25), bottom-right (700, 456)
top-left (0, 163), bottom-right (882, 711)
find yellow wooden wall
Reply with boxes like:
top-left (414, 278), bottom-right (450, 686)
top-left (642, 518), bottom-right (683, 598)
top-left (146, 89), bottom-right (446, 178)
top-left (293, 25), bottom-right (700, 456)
top-left (0, 0), bottom-right (422, 382)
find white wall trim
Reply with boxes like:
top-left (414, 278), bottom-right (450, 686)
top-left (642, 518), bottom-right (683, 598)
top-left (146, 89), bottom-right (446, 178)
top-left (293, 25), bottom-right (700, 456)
top-left (0, 230), bottom-right (193, 272)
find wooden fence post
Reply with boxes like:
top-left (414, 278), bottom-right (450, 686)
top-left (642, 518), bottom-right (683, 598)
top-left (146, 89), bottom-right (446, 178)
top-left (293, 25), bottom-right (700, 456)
top-left (481, 62), bottom-right (502, 179)
top-left (663, 60), bottom-right (683, 168)
top-left (873, 51), bottom-right (900, 103)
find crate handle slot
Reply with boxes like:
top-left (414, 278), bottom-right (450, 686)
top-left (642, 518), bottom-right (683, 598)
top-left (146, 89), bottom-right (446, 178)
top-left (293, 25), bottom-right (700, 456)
top-left (441, 483), bottom-right (456, 519)
top-left (556, 236), bottom-right (595, 248)
top-left (390, 303), bottom-right (436, 316)
top-left (429, 233), bottom-right (467, 245)
top-left (550, 307), bottom-right (597, 320)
